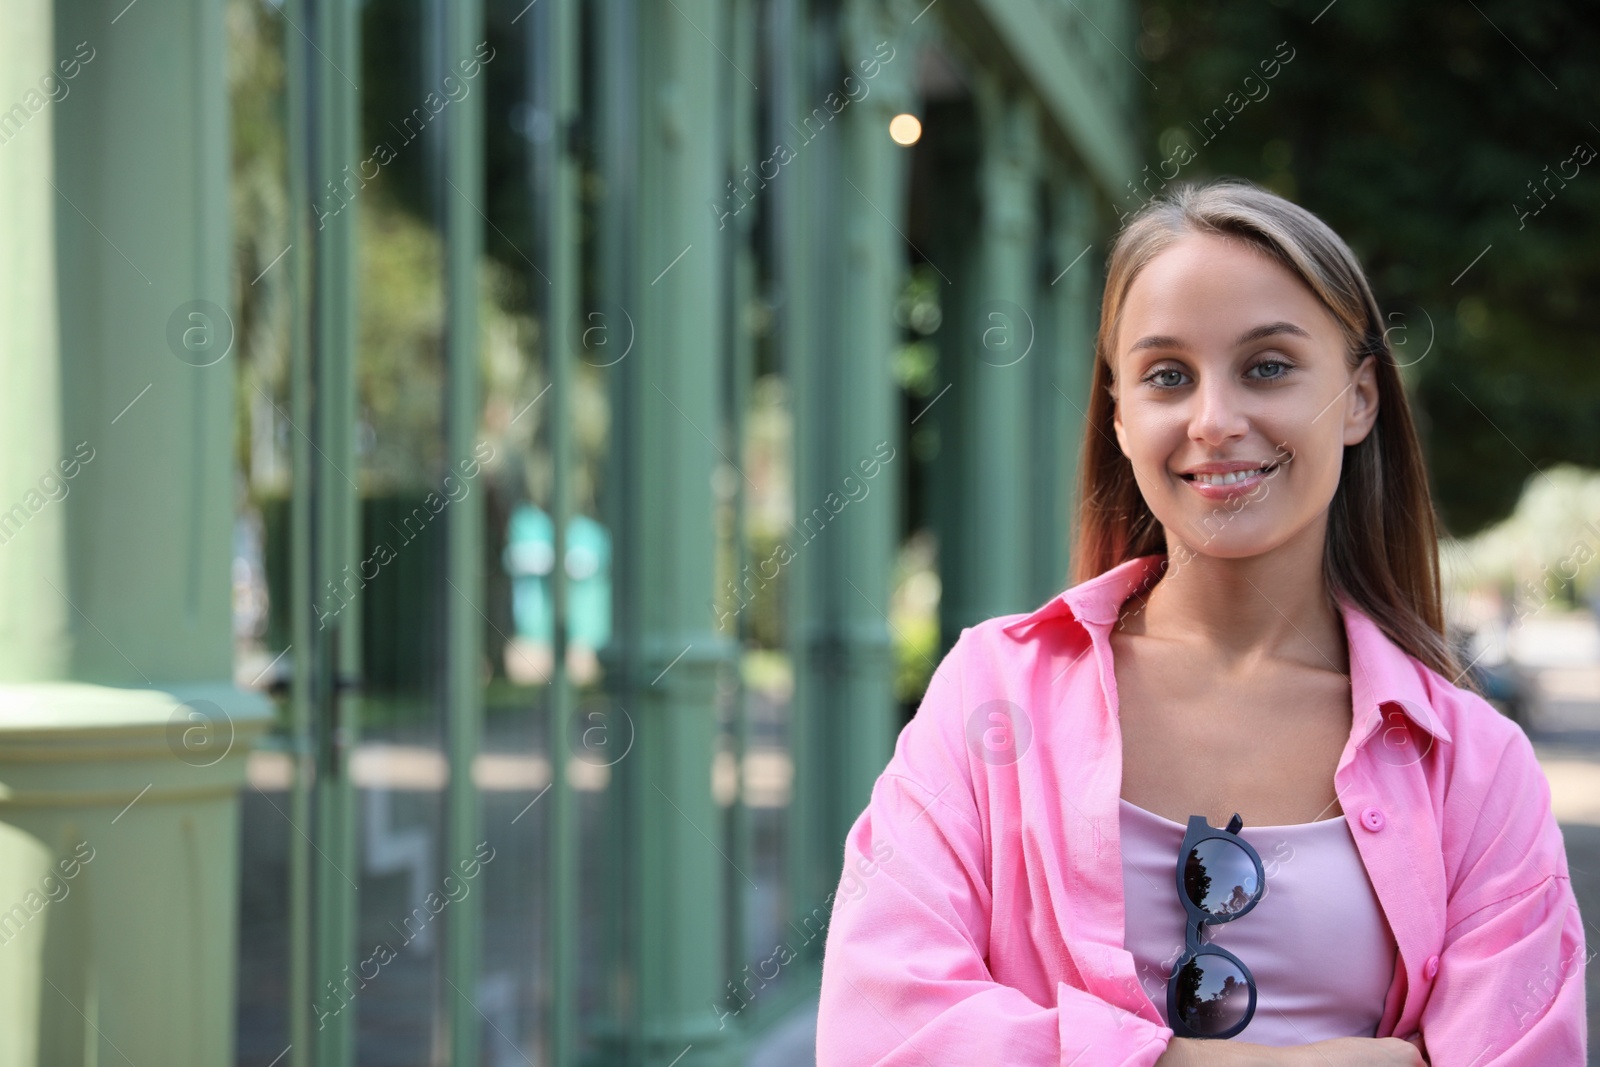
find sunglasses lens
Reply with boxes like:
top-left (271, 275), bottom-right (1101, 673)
top-left (1183, 837), bottom-right (1259, 918)
top-left (1174, 953), bottom-right (1252, 1036)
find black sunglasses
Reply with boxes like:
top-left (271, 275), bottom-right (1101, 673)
top-left (1166, 812), bottom-right (1265, 1040)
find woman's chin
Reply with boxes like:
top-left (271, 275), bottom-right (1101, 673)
top-left (1166, 524), bottom-right (1290, 563)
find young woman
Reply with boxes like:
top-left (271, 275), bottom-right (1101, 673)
top-left (815, 179), bottom-right (1586, 1066)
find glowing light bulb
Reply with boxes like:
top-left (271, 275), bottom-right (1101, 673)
top-left (889, 113), bottom-right (922, 146)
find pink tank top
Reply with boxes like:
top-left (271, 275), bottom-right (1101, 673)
top-left (1118, 796), bottom-right (1397, 1045)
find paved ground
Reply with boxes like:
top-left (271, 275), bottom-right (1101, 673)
top-left (756, 611), bottom-right (1600, 1067)
top-left (746, 1001), bottom-right (818, 1067)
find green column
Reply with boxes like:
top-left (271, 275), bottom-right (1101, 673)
top-left (548, 2), bottom-right (581, 1066)
top-left (443, 2), bottom-right (486, 1064)
top-left (588, 0), bottom-right (634, 1060)
top-left (817, 0), bottom-right (914, 889)
top-left (939, 75), bottom-right (1042, 637)
top-left (296, 1), bottom-right (362, 1064)
top-left (1037, 174), bottom-right (1099, 592)
top-left (780, 0), bottom-right (830, 948)
top-left (0, 0), bottom-right (68, 683)
top-left (52, 0), bottom-right (236, 684)
top-left (0, 0), bottom-right (271, 1065)
top-left (720, 0), bottom-right (758, 1043)
top-left (602, 2), bottom-right (736, 1063)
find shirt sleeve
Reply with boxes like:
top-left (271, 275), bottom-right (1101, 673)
top-left (815, 633), bottom-right (1177, 1067)
top-left (1417, 722), bottom-right (1589, 1065)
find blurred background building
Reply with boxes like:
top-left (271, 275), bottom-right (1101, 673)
top-left (0, 0), bottom-right (1596, 1065)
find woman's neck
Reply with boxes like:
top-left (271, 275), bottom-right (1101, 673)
top-left (1122, 526), bottom-right (1349, 675)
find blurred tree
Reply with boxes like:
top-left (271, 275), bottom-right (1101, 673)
top-left (1138, 0), bottom-right (1600, 536)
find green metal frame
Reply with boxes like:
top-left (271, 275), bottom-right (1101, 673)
top-left (266, 2), bottom-right (1137, 1065)
top-left (443, 2), bottom-right (489, 1065)
top-left (283, 0), bottom-right (315, 1058)
top-left (285, 1), bottom-right (490, 1064)
top-left (547, 0), bottom-right (581, 1064)
top-left (0, 0), bottom-right (1132, 1061)
top-left (293, 0), bottom-right (363, 1064)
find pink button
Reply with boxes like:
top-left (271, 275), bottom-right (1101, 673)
top-left (1423, 954), bottom-right (1440, 979)
top-left (1360, 806), bottom-right (1385, 832)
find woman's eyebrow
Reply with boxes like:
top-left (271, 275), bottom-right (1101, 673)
top-left (1126, 321), bottom-right (1313, 355)
top-left (1234, 321), bottom-right (1313, 347)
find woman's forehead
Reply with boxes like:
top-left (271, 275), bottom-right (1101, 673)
top-left (1115, 236), bottom-right (1340, 359)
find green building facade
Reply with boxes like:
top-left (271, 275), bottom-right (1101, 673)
top-left (0, 0), bottom-right (1138, 1063)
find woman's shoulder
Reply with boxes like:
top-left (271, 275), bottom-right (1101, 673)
top-left (1405, 653), bottom-right (1575, 915)
top-left (1425, 672), bottom-right (1556, 849)
top-left (1407, 646), bottom-right (1534, 772)
top-left (938, 606), bottom-right (1098, 698)
top-left (1375, 638), bottom-right (1570, 878)
top-left (919, 563), bottom-right (1161, 730)
top-left (1332, 594), bottom-right (1528, 774)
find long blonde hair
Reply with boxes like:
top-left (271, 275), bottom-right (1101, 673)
top-left (1073, 177), bottom-right (1467, 684)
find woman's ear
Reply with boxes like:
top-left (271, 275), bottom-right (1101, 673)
top-left (1343, 353), bottom-right (1380, 447)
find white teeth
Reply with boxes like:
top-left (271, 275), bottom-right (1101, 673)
top-left (1191, 465), bottom-right (1270, 486)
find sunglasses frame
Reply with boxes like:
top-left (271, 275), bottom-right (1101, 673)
top-left (1166, 812), bottom-right (1265, 1040)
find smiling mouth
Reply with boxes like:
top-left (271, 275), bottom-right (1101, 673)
top-left (1180, 462), bottom-right (1281, 487)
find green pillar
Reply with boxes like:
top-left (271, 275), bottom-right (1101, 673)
top-left (0, 0), bottom-right (270, 1064)
top-left (939, 76), bottom-right (1042, 638)
top-left (443, 2), bottom-right (486, 1065)
top-left (0, 0), bottom-right (68, 683)
top-left (720, 0), bottom-right (758, 1044)
top-left (602, 2), bottom-right (736, 1063)
top-left (589, 0), bottom-right (632, 1062)
top-left (781, 0), bottom-right (830, 944)
top-left (817, 0), bottom-right (914, 888)
top-left (1037, 175), bottom-right (1099, 592)
top-left (290, 1), bottom-right (362, 1063)
top-left (547, 1), bottom-right (581, 1065)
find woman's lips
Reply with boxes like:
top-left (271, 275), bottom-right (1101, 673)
top-left (1179, 464), bottom-right (1278, 499)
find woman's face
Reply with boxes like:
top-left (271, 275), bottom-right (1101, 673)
top-left (1110, 232), bottom-right (1379, 561)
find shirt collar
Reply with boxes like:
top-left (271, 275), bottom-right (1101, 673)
top-left (999, 553), bottom-right (1453, 746)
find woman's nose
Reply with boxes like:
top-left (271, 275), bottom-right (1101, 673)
top-left (1190, 378), bottom-right (1250, 445)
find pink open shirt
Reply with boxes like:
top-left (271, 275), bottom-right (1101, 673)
top-left (816, 553), bottom-right (1587, 1065)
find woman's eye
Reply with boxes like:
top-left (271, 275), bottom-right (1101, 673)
top-left (1142, 361), bottom-right (1291, 389)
